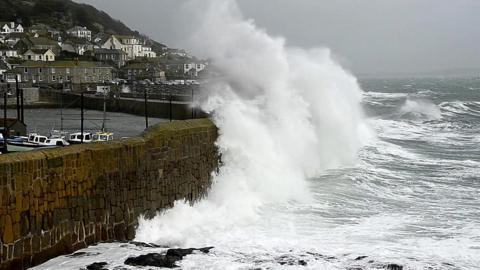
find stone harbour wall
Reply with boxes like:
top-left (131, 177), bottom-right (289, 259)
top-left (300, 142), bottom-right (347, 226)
top-left (0, 119), bottom-right (219, 269)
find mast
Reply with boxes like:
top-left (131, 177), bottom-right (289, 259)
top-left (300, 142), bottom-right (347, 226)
top-left (101, 85), bottom-right (107, 132)
top-left (60, 83), bottom-right (64, 131)
top-left (144, 87), bottom-right (148, 128)
top-left (15, 75), bottom-right (20, 122)
top-left (81, 92), bottom-right (84, 143)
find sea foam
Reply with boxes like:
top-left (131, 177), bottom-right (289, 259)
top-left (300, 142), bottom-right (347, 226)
top-left (135, 0), bottom-right (370, 247)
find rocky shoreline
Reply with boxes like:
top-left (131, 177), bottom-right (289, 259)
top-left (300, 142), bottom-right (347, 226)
top-left (62, 241), bottom-right (407, 270)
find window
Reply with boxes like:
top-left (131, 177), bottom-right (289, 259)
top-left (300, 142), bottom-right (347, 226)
top-left (39, 55), bottom-right (42, 60)
top-left (51, 68), bottom-right (55, 74)
top-left (52, 75), bottom-right (56, 81)
top-left (39, 76), bottom-right (43, 81)
top-left (59, 76), bottom-right (63, 82)
top-left (38, 68), bottom-right (42, 73)
top-left (66, 68), bottom-right (70, 74)
top-left (66, 76), bottom-right (71, 81)
top-left (24, 68), bottom-right (28, 73)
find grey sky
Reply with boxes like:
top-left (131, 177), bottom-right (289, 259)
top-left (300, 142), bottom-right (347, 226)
top-left (75, 0), bottom-right (480, 76)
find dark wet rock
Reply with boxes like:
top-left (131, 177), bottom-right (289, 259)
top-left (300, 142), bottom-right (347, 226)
top-left (125, 253), bottom-right (173, 268)
top-left (276, 255), bottom-right (308, 266)
top-left (355, 256), bottom-right (368, 261)
top-left (124, 247), bottom-right (214, 268)
top-left (86, 262), bottom-right (108, 270)
top-left (305, 251), bottom-right (337, 261)
top-left (166, 247), bottom-right (214, 258)
top-left (68, 252), bottom-right (88, 258)
top-left (385, 263), bottom-right (403, 270)
top-left (67, 251), bottom-right (101, 258)
top-left (129, 241), bottom-right (167, 248)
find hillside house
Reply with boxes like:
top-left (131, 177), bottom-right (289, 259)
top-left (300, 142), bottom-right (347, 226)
top-left (11, 61), bottom-right (113, 84)
top-left (184, 62), bottom-right (207, 77)
top-left (0, 45), bottom-right (19, 58)
top-left (138, 46), bottom-right (157, 58)
top-left (101, 35), bottom-right (143, 60)
top-left (93, 48), bottom-right (127, 68)
top-left (22, 49), bottom-right (55, 62)
top-left (61, 38), bottom-right (96, 56)
top-left (28, 24), bottom-right (61, 38)
top-left (15, 37), bottom-right (61, 55)
top-left (0, 22), bottom-right (24, 34)
top-left (67, 26), bottom-right (92, 41)
top-left (121, 62), bottom-right (165, 82)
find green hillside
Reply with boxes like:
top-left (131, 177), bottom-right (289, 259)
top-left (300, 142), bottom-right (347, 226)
top-left (0, 0), bottom-right (134, 35)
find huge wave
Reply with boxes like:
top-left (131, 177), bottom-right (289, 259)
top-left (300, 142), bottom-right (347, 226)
top-left (135, 0), bottom-right (371, 247)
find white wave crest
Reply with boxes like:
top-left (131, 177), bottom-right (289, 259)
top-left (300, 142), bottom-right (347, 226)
top-left (399, 98), bottom-right (442, 121)
top-left (136, 0), bottom-right (371, 247)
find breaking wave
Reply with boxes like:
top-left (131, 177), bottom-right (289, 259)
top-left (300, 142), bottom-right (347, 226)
top-left (399, 98), bottom-right (442, 121)
top-left (136, 0), bottom-right (371, 246)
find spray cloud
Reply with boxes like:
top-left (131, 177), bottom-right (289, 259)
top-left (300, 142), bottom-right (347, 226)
top-left (136, 0), bottom-right (370, 246)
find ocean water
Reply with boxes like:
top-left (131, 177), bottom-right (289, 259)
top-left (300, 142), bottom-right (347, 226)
top-left (33, 77), bottom-right (480, 270)
top-left (7, 108), bottom-right (167, 138)
top-left (32, 1), bottom-right (479, 269)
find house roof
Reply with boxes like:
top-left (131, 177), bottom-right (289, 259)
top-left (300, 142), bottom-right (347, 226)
top-left (25, 49), bottom-right (52, 55)
top-left (94, 48), bottom-right (126, 55)
top-left (29, 37), bottom-right (59, 46)
top-left (0, 118), bottom-right (26, 129)
top-left (114, 35), bottom-right (136, 40)
top-left (17, 60), bottom-right (113, 68)
top-left (8, 32), bottom-right (26, 38)
top-left (63, 37), bottom-right (93, 45)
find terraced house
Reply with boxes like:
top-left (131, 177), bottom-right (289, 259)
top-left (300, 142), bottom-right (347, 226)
top-left (9, 61), bottom-right (113, 84)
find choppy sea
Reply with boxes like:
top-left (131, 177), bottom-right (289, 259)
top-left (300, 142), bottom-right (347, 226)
top-left (33, 77), bottom-right (480, 270)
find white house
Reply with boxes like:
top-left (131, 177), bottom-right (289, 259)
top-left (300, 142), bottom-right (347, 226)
top-left (184, 62), bottom-right (207, 77)
top-left (23, 49), bottom-right (55, 62)
top-left (66, 26), bottom-right (92, 41)
top-left (0, 47), bottom-right (19, 58)
top-left (138, 46), bottom-right (156, 58)
top-left (101, 35), bottom-right (143, 60)
top-left (0, 22), bottom-right (24, 34)
top-left (61, 40), bottom-right (96, 56)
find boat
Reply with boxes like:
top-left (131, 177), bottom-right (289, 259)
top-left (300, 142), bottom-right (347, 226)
top-left (8, 133), bottom-right (48, 148)
top-left (93, 132), bottom-right (114, 142)
top-left (67, 87), bottom-right (114, 144)
top-left (0, 133), bottom-right (6, 154)
top-left (7, 133), bottom-right (70, 151)
top-left (67, 132), bottom-right (93, 144)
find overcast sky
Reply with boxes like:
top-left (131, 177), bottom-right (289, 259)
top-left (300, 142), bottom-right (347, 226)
top-left (75, 0), bottom-right (480, 76)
